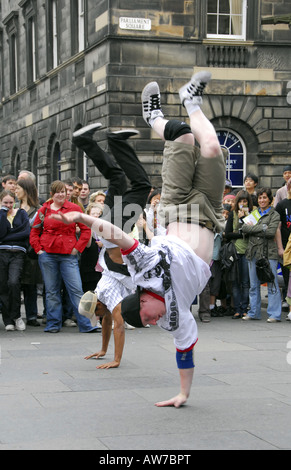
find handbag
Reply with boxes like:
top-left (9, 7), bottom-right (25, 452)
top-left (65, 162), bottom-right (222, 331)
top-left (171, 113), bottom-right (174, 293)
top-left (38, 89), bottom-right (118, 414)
top-left (27, 208), bottom-right (47, 259)
top-left (27, 244), bottom-right (38, 260)
top-left (255, 229), bottom-right (274, 284)
top-left (255, 257), bottom-right (274, 284)
top-left (283, 233), bottom-right (291, 268)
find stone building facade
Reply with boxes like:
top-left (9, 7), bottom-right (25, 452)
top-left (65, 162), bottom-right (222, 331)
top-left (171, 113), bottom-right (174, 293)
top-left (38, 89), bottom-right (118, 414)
top-left (0, 0), bottom-right (290, 199)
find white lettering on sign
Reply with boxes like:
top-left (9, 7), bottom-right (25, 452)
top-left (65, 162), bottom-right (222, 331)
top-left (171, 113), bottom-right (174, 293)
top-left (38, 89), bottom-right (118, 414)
top-left (119, 17), bottom-right (151, 31)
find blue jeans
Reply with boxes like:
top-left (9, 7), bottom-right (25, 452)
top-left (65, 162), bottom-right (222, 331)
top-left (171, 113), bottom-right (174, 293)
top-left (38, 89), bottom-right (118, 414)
top-left (38, 252), bottom-right (95, 332)
top-left (232, 253), bottom-right (249, 315)
top-left (247, 258), bottom-right (281, 320)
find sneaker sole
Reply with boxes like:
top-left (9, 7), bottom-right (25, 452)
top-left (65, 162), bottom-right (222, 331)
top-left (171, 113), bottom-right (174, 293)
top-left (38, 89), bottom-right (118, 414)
top-left (110, 129), bottom-right (140, 138)
top-left (73, 123), bottom-right (102, 138)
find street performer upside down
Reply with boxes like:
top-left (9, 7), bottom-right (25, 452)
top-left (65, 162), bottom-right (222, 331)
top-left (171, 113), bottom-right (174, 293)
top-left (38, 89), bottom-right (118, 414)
top-left (51, 70), bottom-right (225, 408)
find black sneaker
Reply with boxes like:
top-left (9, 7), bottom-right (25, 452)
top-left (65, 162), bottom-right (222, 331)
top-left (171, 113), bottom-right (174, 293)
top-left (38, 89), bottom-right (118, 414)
top-left (73, 123), bottom-right (102, 139)
top-left (108, 129), bottom-right (140, 140)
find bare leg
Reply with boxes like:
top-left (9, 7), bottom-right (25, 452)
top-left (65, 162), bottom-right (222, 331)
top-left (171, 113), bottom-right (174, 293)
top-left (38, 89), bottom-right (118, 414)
top-left (187, 109), bottom-right (222, 158)
top-left (179, 71), bottom-right (222, 158)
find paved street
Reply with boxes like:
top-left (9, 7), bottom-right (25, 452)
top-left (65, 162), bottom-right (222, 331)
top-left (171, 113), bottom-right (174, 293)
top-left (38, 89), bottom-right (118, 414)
top-left (0, 293), bottom-right (291, 451)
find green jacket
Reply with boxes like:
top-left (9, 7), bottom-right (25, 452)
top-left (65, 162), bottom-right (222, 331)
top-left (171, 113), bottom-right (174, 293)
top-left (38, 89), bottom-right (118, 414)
top-left (242, 207), bottom-right (280, 261)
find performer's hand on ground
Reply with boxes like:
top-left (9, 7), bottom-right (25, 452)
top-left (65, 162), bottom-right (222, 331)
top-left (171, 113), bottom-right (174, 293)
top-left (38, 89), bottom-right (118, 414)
top-left (155, 393), bottom-right (187, 408)
top-left (84, 350), bottom-right (106, 360)
top-left (96, 360), bottom-right (120, 369)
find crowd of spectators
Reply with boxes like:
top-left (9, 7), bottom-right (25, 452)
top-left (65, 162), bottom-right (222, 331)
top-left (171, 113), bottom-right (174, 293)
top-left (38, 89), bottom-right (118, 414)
top-left (198, 166), bottom-right (291, 323)
top-left (1, 163), bottom-right (291, 332)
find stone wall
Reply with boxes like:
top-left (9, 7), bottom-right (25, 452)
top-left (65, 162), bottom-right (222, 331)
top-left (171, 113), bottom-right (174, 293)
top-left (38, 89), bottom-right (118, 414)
top-left (0, 0), bottom-right (290, 199)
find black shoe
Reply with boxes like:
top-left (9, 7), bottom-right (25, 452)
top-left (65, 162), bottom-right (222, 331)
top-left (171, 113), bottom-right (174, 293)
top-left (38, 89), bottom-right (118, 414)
top-left (210, 306), bottom-right (225, 317)
top-left (109, 129), bottom-right (140, 140)
top-left (232, 312), bottom-right (242, 319)
top-left (73, 123), bottom-right (102, 139)
top-left (225, 307), bottom-right (235, 317)
top-left (27, 319), bottom-right (40, 327)
top-left (216, 306), bottom-right (227, 316)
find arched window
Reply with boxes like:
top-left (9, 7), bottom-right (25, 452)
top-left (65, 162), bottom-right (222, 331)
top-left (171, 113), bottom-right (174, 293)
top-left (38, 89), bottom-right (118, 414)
top-left (30, 144), bottom-right (39, 190)
top-left (11, 146), bottom-right (20, 176)
top-left (47, 134), bottom-right (61, 182)
top-left (52, 141), bottom-right (61, 181)
top-left (216, 128), bottom-right (246, 188)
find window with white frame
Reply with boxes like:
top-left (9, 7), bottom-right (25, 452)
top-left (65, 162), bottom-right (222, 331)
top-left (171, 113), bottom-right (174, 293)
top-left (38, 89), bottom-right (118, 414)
top-left (10, 33), bottom-right (19, 94)
top-left (207, 0), bottom-right (247, 40)
top-left (52, 0), bottom-right (58, 68)
top-left (20, 0), bottom-right (38, 84)
top-left (71, 0), bottom-right (86, 54)
top-left (0, 29), bottom-right (3, 101)
top-left (3, 12), bottom-right (19, 95)
top-left (78, 0), bottom-right (85, 52)
top-left (47, 0), bottom-right (59, 70)
top-left (27, 16), bottom-right (37, 82)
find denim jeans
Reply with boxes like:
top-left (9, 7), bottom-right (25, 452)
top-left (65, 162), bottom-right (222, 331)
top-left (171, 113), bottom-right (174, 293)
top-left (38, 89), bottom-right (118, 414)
top-left (247, 258), bottom-right (281, 320)
top-left (232, 254), bottom-right (249, 315)
top-left (38, 252), bottom-right (95, 332)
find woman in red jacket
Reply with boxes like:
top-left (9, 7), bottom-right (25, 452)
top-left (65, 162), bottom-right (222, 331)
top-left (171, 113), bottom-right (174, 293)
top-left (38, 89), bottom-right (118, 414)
top-left (30, 180), bottom-right (96, 333)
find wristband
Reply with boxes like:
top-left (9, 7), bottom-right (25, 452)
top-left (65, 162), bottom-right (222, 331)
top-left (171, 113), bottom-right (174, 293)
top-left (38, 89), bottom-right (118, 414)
top-left (176, 347), bottom-right (195, 369)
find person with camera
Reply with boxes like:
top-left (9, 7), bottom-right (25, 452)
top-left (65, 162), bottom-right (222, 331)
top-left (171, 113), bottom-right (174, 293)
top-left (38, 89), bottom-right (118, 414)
top-left (224, 190), bottom-right (254, 319)
top-left (241, 187), bottom-right (281, 322)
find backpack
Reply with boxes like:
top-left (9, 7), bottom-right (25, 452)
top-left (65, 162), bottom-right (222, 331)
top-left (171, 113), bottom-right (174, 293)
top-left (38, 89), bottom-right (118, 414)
top-left (219, 241), bottom-right (239, 282)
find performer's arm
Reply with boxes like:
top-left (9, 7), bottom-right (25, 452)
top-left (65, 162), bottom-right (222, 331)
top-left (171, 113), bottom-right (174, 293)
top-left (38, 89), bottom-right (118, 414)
top-left (155, 346), bottom-right (195, 408)
top-left (50, 211), bottom-right (135, 252)
top-left (96, 304), bottom-right (125, 370)
top-left (155, 368), bottom-right (194, 408)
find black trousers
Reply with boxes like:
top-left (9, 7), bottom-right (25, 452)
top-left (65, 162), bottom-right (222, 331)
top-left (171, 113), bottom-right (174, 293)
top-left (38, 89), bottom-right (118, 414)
top-left (73, 132), bottom-right (151, 231)
top-left (0, 250), bottom-right (25, 326)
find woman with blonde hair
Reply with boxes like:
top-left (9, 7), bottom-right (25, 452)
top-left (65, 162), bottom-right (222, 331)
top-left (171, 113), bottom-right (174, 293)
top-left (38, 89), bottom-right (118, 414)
top-left (89, 190), bottom-right (106, 206)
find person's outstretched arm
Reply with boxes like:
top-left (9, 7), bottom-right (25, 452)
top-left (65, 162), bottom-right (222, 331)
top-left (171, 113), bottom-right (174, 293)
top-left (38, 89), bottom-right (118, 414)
top-left (50, 211), bottom-right (135, 252)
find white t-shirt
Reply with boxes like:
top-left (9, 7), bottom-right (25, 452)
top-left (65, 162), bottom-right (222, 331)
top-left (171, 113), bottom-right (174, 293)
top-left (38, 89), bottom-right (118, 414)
top-left (95, 247), bottom-right (135, 313)
top-left (122, 235), bottom-right (211, 350)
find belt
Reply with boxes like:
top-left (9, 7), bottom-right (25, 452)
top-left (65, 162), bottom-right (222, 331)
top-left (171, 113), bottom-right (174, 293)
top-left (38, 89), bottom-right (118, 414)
top-left (198, 220), bottom-right (215, 232)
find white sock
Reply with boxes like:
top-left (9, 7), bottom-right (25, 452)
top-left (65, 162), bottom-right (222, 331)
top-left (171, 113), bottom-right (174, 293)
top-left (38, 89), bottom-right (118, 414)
top-left (149, 109), bottom-right (164, 128)
top-left (183, 99), bottom-right (200, 116)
